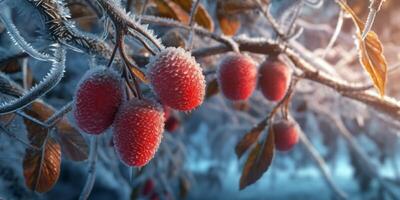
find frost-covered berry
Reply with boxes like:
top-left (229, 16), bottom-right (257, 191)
top-left (147, 47), bottom-right (205, 111)
top-left (259, 58), bottom-right (290, 102)
top-left (73, 67), bottom-right (123, 135)
top-left (272, 120), bottom-right (299, 151)
top-left (217, 53), bottom-right (257, 101)
top-left (113, 99), bottom-right (165, 167)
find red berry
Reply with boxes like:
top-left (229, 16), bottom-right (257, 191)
top-left (272, 120), bottom-right (299, 151)
top-left (259, 58), bottom-right (290, 102)
top-left (113, 99), bottom-right (165, 167)
top-left (142, 179), bottom-right (155, 196)
top-left (147, 47), bottom-right (205, 111)
top-left (165, 116), bottom-right (180, 132)
top-left (73, 67), bottom-right (123, 135)
top-left (217, 54), bottom-right (257, 101)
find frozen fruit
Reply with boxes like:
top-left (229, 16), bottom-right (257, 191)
top-left (272, 120), bottom-right (299, 151)
top-left (259, 58), bottom-right (290, 102)
top-left (147, 47), bottom-right (205, 111)
top-left (217, 54), bottom-right (257, 101)
top-left (73, 67), bottom-right (123, 135)
top-left (113, 99), bottom-right (165, 167)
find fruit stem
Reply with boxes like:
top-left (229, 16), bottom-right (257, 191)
top-left (106, 43), bottom-right (120, 68)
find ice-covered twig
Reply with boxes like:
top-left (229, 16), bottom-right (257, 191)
top-left (361, 0), bottom-right (385, 40)
top-left (186, 0), bottom-right (201, 51)
top-left (0, 8), bottom-right (55, 61)
top-left (79, 136), bottom-right (98, 200)
top-left (45, 101), bottom-right (73, 127)
top-left (254, 0), bottom-right (286, 38)
top-left (96, 0), bottom-right (164, 52)
top-left (0, 48), bottom-right (66, 114)
top-left (322, 10), bottom-right (344, 58)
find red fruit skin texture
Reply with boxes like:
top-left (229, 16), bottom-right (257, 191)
top-left (259, 59), bottom-right (290, 102)
top-left (74, 67), bottom-right (123, 135)
top-left (165, 116), bottom-right (180, 132)
top-left (217, 54), bottom-right (257, 101)
top-left (147, 47), bottom-right (206, 111)
top-left (273, 120), bottom-right (299, 151)
top-left (142, 179), bottom-right (155, 196)
top-left (113, 99), bottom-right (165, 167)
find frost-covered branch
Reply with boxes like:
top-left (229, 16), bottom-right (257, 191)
top-left (79, 136), bottom-right (98, 200)
top-left (0, 48), bottom-right (66, 114)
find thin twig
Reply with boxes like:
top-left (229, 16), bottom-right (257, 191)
top-left (0, 125), bottom-right (40, 150)
top-left (298, 129), bottom-right (348, 200)
top-left (79, 136), bottom-right (98, 200)
top-left (186, 0), bottom-right (201, 51)
top-left (45, 101), bottom-right (74, 127)
top-left (254, 0), bottom-right (285, 38)
top-left (322, 10), bottom-right (344, 58)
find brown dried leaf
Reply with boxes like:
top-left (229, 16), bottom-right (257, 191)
top-left (239, 126), bottom-right (275, 190)
top-left (23, 102), bottom-right (52, 147)
top-left (217, 12), bottom-right (241, 36)
top-left (235, 121), bottom-right (267, 159)
top-left (23, 138), bottom-right (61, 193)
top-left (56, 121), bottom-right (89, 161)
top-left (23, 101), bottom-right (88, 161)
top-left (153, 0), bottom-right (190, 24)
top-left (338, 1), bottom-right (388, 96)
top-left (0, 59), bottom-right (21, 73)
top-left (129, 66), bottom-right (149, 83)
top-left (171, 0), bottom-right (214, 31)
top-left (205, 79), bottom-right (219, 99)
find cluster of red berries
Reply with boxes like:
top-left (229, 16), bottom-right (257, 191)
top-left (217, 53), bottom-right (298, 151)
top-left (73, 47), bottom-right (205, 167)
top-left (217, 53), bottom-right (290, 102)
